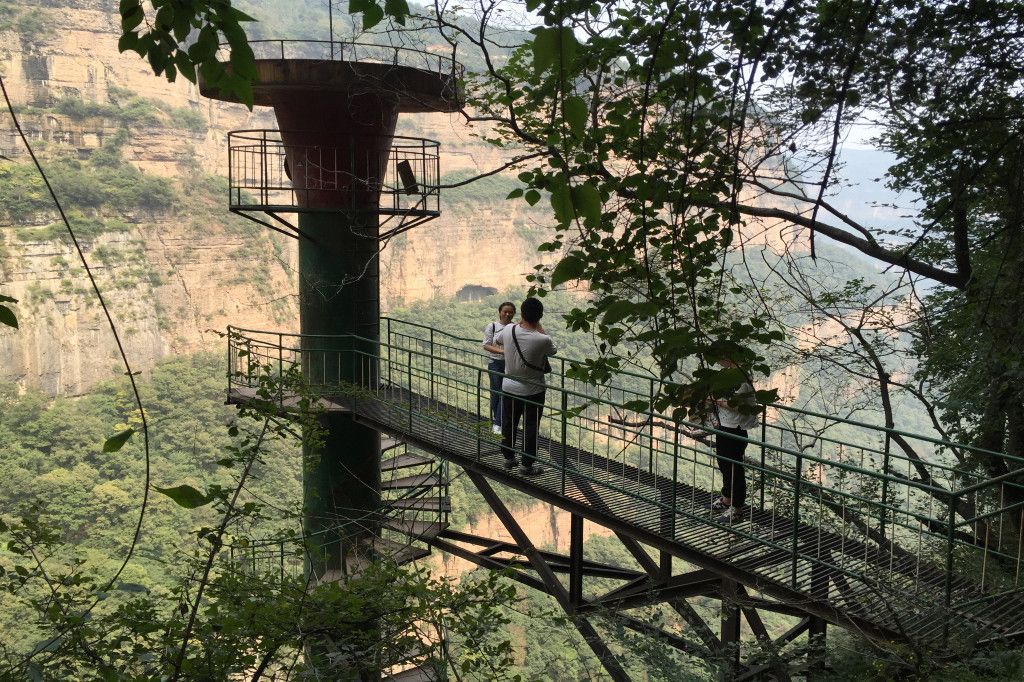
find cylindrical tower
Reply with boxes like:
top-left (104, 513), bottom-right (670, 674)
top-left (201, 41), bottom-right (462, 577)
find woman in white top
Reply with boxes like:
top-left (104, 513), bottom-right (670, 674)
top-left (709, 358), bottom-right (759, 523)
top-left (482, 302), bottom-right (516, 434)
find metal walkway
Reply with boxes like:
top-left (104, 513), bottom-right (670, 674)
top-left (226, 320), bottom-right (1024, 653)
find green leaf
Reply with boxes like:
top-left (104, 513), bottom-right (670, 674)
top-left (118, 32), bottom-right (141, 55)
top-left (384, 0), bottom-right (410, 24)
top-left (29, 637), bottom-right (61, 656)
top-left (622, 399), bottom-right (649, 412)
top-left (116, 582), bottom-right (149, 593)
top-left (571, 182), bottom-right (601, 227)
top-left (227, 6), bottom-right (257, 22)
top-left (531, 27), bottom-right (576, 75)
top-left (103, 428), bottom-right (135, 453)
top-left (550, 252), bottom-right (588, 287)
top-left (549, 181), bottom-right (574, 224)
top-left (350, 0), bottom-right (385, 30)
top-left (563, 96), bottom-right (588, 139)
top-left (524, 189), bottom-right (541, 206)
top-left (174, 52), bottom-right (196, 83)
top-left (155, 484), bottom-right (213, 509)
top-left (602, 300), bottom-right (635, 326)
top-left (0, 304), bottom-right (16, 329)
top-left (119, 0), bottom-right (144, 32)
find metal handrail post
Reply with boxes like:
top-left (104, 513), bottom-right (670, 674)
top-left (386, 318), bottom-right (392, 385)
top-left (671, 425), bottom-right (679, 537)
top-left (561, 389), bottom-right (569, 496)
top-left (277, 333), bottom-right (284, 408)
top-left (879, 433), bottom-right (892, 541)
top-left (791, 450), bottom-right (804, 588)
top-left (943, 494), bottom-right (958, 645)
top-left (760, 412), bottom-right (767, 510)
top-left (261, 131), bottom-right (269, 206)
top-left (648, 378), bottom-right (655, 474)
top-left (407, 349), bottom-right (414, 433)
top-left (226, 325), bottom-right (233, 393)
top-left (477, 368), bottom-right (483, 461)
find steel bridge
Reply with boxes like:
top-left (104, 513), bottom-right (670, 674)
top-left (225, 318), bottom-right (1024, 681)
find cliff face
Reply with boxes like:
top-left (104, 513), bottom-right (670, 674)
top-left (0, 1), bottom-right (550, 395)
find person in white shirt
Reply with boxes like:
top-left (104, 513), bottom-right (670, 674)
top-left (482, 302), bottom-right (516, 434)
top-left (498, 297), bottom-right (557, 476)
top-left (708, 357), bottom-right (760, 523)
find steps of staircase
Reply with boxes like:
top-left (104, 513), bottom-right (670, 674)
top-left (386, 665), bottom-right (436, 681)
top-left (381, 436), bottom-right (403, 452)
top-left (382, 519), bottom-right (449, 540)
top-left (383, 472), bottom-right (442, 490)
top-left (388, 496), bottom-right (452, 512)
top-left (381, 452), bottom-right (435, 472)
top-left (369, 536), bottom-right (432, 565)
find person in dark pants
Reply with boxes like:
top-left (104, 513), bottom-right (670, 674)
top-left (709, 358), bottom-right (759, 523)
top-left (482, 301), bottom-right (516, 434)
top-left (498, 297), bottom-right (557, 476)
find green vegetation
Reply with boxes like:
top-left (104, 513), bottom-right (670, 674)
top-left (0, 0), bottom-right (49, 35)
top-left (0, 356), bottom-right (528, 679)
top-left (441, 169), bottom-right (524, 204)
top-left (0, 132), bottom-right (175, 229)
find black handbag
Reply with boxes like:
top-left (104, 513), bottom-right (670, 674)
top-left (511, 326), bottom-right (552, 374)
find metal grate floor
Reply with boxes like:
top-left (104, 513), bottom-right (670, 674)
top-left (349, 385), bottom-right (1024, 649)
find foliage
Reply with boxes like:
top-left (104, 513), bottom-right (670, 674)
top-left (0, 351), bottom-right (521, 679)
top-left (0, 0), bottom-right (49, 35)
top-left (53, 91), bottom-right (207, 134)
top-left (117, 0), bottom-right (258, 107)
top-left (0, 293), bottom-right (16, 328)
top-left (0, 137), bottom-right (176, 229)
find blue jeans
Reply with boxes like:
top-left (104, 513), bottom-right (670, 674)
top-left (487, 359), bottom-right (505, 425)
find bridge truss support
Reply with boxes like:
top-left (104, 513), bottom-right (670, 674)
top-left (424, 470), bottom-right (828, 681)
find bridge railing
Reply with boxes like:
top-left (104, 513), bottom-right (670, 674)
top-left (228, 323), bottom-right (1024, 618)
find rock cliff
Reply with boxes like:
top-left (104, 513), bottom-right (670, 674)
top-left (0, 0), bottom-right (550, 395)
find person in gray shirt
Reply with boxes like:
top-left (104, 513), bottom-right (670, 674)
top-left (497, 297), bottom-right (557, 475)
top-left (482, 302), bottom-right (516, 434)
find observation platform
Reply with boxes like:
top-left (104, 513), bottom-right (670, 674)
top-left (200, 40), bottom-right (463, 240)
top-left (225, 130), bottom-right (441, 240)
top-left (199, 40), bottom-right (463, 112)
top-left (225, 320), bottom-right (1024, 655)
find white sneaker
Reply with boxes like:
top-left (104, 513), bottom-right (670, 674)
top-left (492, 424), bottom-right (502, 435)
top-left (715, 506), bottom-right (748, 524)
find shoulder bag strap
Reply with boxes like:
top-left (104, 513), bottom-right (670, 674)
top-left (511, 326), bottom-right (545, 373)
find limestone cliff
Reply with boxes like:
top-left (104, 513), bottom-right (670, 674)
top-left (0, 1), bottom-right (548, 395)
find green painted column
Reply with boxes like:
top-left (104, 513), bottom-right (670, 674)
top-left (299, 209), bottom-right (382, 579)
top-left (270, 92), bottom-right (399, 582)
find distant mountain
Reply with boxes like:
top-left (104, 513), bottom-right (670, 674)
top-left (831, 148), bottom-right (921, 234)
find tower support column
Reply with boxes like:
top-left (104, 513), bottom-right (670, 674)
top-left (299, 210), bottom-right (382, 578)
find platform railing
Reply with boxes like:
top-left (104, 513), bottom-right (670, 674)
top-left (226, 323), bottom-right (1024, 639)
top-left (223, 453), bottom-right (447, 585)
top-left (233, 39), bottom-right (464, 81)
top-left (227, 130), bottom-right (440, 218)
